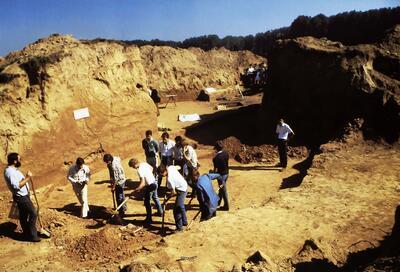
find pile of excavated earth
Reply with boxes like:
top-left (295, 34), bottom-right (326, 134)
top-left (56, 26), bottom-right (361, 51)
top-left (0, 25), bottom-right (399, 272)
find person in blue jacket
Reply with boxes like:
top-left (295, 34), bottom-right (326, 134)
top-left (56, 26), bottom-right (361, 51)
top-left (191, 169), bottom-right (221, 221)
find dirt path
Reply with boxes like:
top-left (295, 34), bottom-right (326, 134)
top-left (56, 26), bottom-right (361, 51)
top-left (0, 99), bottom-right (399, 272)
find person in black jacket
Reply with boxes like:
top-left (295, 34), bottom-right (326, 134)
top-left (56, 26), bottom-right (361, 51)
top-left (212, 141), bottom-right (230, 211)
top-left (142, 130), bottom-right (159, 178)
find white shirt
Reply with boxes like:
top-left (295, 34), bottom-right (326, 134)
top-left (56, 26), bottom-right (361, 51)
top-left (276, 123), bottom-right (294, 140)
top-left (167, 166), bottom-right (188, 192)
top-left (159, 139), bottom-right (175, 157)
top-left (68, 164), bottom-right (90, 184)
top-left (184, 145), bottom-right (198, 168)
top-left (137, 162), bottom-right (156, 185)
top-left (4, 166), bottom-right (28, 197)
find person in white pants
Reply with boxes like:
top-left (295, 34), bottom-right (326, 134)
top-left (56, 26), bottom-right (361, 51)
top-left (67, 157), bottom-right (90, 218)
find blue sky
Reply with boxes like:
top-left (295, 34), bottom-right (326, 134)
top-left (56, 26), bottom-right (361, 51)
top-left (0, 0), bottom-right (398, 56)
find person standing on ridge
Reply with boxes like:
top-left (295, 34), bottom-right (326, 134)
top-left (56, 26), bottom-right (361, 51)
top-left (276, 118), bottom-right (295, 169)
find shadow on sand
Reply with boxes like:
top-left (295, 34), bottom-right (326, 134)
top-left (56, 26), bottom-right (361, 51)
top-left (294, 205), bottom-right (400, 272)
top-left (280, 152), bottom-right (315, 189)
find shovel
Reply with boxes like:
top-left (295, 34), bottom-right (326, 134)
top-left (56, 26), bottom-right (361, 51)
top-left (108, 197), bottom-right (129, 224)
top-left (186, 210), bottom-right (201, 230)
top-left (30, 177), bottom-right (52, 238)
top-left (160, 194), bottom-right (172, 236)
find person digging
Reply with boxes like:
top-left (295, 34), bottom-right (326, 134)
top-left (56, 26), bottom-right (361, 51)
top-left (191, 169), bottom-right (220, 221)
top-left (103, 153), bottom-right (127, 223)
top-left (158, 164), bottom-right (188, 233)
top-left (128, 158), bottom-right (163, 225)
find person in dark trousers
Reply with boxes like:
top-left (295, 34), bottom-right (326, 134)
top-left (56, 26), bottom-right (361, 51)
top-left (191, 169), bottom-right (220, 221)
top-left (212, 141), bottom-right (230, 211)
top-left (158, 132), bottom-right (175, 186)
top-left (129, 158), bottom-right (163, 225)
top-left (3, 152), bottom-right (40, 242)
top-left (158, 164), bottom-right (188, 232)
top-left (142, 130), bottom-right (159, 178)
top-left (103, 153), bottom-right (127, 217)
top-left (276, 118), bottom-right (295, 169)
top-left (149, 88), bottom-right (161, 116)
top-left (172, 136), bottom-right (185, 174)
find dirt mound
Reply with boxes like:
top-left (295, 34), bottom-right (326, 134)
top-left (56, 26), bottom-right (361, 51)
top-left (221, 136), bottom-right (307, 164)
top-left (69, 228), bottom-right (124, 261)
top-left (0, 34), bottom-right (263, 189)
top-left (261, 25), bottom-right (400, 147)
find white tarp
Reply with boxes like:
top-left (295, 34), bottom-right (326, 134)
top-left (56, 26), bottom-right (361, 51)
top-left (73, 107), bottom-right (90, 120)
top-left (178, 114), bottom-right (201, 122)
top-left (204, 87), bottom-right (217, 94)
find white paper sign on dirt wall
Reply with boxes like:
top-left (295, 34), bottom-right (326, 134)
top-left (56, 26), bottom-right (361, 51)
top-left (73, 107), bottom-right (90, 120)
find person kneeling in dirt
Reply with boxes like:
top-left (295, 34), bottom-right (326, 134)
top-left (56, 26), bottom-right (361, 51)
top-left (191, 169), bottom-right (220, 221)
top-left (129, 158), bottom-right (163, 225)
top-left (158, 164), bottom-right (188, 232)
top-left (103, 153), bottom-right (127, 217)
top-left (67, 157), bottom-right (91, 218)
top-left (3, 152), bottom-right (40, 242)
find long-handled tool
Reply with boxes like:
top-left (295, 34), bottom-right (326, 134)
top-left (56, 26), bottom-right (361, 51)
top-left (161, 195), bottom-right (172, 236)
top-left (111, 185), bottom-right (117, 210)
top-left (186, 210), bottom-right (201, 230)
top-left (109, 197), bottom-right (129, 223)
top-left (30, 177), bottom-right (52, 238)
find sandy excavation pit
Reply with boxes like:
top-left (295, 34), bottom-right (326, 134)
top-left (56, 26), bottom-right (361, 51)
top-left (0, 15), bottom-right (400, 272)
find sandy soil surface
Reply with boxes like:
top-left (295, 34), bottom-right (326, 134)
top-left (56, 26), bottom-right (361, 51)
top-left (0, 98), bottom-right (399, 272)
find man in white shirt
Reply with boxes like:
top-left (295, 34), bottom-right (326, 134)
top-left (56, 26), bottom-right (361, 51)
top-left (129, 158), bottom-right (163, 225)
top-left (3, 152), bottom-right (40, 242)
top-left (158, 164), bottom-right (188, 232)
top-left (158, 132), bottom-right (175, 186)
top-left (67, 157), bottom-right (90, 218)
top-left (276, 118), bottom-right (295, 168)
top-left (183, 140), bottom-right (199, 197)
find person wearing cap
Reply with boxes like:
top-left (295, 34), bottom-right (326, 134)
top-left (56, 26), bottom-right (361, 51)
top-left (67, 157), bottom-right (91, 218)
top-left (129, 158), bottom-right (163, 224)
top-left (212, 141), bottom-right (230, 211)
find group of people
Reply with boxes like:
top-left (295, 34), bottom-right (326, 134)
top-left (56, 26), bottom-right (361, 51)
top-left (242, 63), bottom-right (268, 87)
top-left (68, 129), bottom-right (230, 233)
top-left (3, 118), bottom-right (294, 241)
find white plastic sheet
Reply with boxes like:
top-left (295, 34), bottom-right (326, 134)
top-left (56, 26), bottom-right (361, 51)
top-left (73, 107), bottom-right (90, 120)
top-left (178, 114), bottom-right (201, 122)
